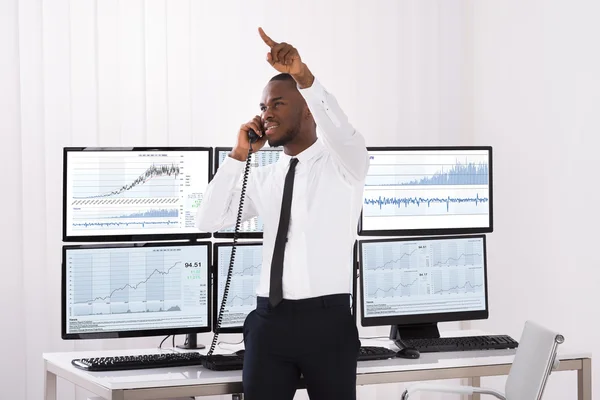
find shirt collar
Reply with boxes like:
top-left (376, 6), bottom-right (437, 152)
top-left (277, 138), bottom-right (324, 167)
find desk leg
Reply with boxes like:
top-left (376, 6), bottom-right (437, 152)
top-left (577, 358), bottom-right (592, 400)
top-left (45, 369), bottom-right (57, 400)
top-left (468, 376), bottom-right (481, 400)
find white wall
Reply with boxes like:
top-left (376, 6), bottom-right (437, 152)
top-left (469, 0), bottom-right (600, 397)
top-left (0, 1), bottom-right (27, 399)
top-left (2, 0), bottom-right (596, 399)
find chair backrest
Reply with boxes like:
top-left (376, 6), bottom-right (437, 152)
top-left (505, 320), bottom-right (564, 400)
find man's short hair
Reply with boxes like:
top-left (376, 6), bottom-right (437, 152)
top-left (269, 73), bottom-right (296, 83)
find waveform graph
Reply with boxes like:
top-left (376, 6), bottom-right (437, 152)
top-left (216, 244), bottom-right (263, 328)
top-left (361, 186), bottom-right (490, 233)
top-left (363, 187), bottom-right (489, 217)
top-left (70, 206), bottom-right (180, 231)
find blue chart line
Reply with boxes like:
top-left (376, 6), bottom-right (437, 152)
top-left (435, 281), bottom-right (482, 294)
top-left (369, 278), bottom-right (419, 297)
top-left (367, 249), bottom-right (418, 270)
top-left (233, 264), bottom-right (261, 276)
top-left (402, 161), bottom-right (488, 186)
top-left (73, 220), bottom-right (179, 229)
top-left (226, 294), bottom-right (256, 306)
top-left (364, 194), bottom-right (488, 213)
top-left (75, 163), bottom-right (180, 199)
top-left (81, 261), bottom-right (181, 304)
top-left (433, 253), bottom-right (482, 267)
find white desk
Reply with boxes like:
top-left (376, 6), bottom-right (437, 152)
top-left (44, 333), bottom-right (592, 400)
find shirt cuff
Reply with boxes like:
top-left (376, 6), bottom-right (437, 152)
top-left (219, 154), bottom-right (246, 174)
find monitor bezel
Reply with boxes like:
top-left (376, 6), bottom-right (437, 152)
top-left (212, 146), bottom-right (283, 239)
top-left (61, 241), bottom-right (213, 340)
top-left (358, 234), bottom-right (489, 328)
top-left (212, 241), bottom-right (263, 334)
top-left (358, 146), bottom-right (493, 237)
top-left (62, 146), bottom-right (213, 242)
top-left (352, 240), bottom-right (358, 323)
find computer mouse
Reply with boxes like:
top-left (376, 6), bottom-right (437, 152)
top-left (396, 347), bottom-right (420, 359)
top-left (235, 349), bottom-right (246, 357)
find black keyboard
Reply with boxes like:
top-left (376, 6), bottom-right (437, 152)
top-left (357, 346), bottom-right (397, 361)
top-left (71, 345), bottom-right (400, 372)
top-left (402, 335), bottom-right (518, 353)
top-left (203, 346), bottom-right (397, 371)
top-left (71, 352), bottom-right (205, 371)
top-left (202, 354), bottom-right (244, 371)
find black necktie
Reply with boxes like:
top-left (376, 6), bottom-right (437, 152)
top-left (269, 157), bottom-right (299, 307)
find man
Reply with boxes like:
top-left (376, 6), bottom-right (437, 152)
top-left (196, 27), bottom-right (370, 400)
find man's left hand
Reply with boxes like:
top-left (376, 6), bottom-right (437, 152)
top-left (258, 27), bottom-right (314, 88)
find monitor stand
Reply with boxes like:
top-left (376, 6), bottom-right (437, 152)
top-left (176, 334), bottom-right (206, 350)
top-left (389, 322), bottom-right (440, 347)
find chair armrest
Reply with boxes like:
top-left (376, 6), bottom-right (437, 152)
top-left (400, 383), bottom-right (506, 400)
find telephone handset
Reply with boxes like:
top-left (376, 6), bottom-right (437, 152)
top-left (247, 128), bottom-right (260, 144)
top-left (202, 129), bottom-right (258, 366)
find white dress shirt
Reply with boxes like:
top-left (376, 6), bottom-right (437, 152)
top-left (196, 78), bottom-right (370, 300)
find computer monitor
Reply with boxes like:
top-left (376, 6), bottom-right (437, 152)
top-left (213, 241), bottom-right (263, 333)
top-left (358, 234), bottom-right (488, 340)
top-left (62, 147), bottom-right (212, 242)
top-left (358, 146), bottom-right (493, 237)
top-left (62, 241), bottom-right (212, 345)
top-left (213, 147), bottom-right (282, 238)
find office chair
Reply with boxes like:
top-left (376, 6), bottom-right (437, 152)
top-left (400, 320), bottom-right (564, 400)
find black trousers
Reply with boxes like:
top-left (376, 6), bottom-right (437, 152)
top-left (242, 293), bottom-right (360, 400)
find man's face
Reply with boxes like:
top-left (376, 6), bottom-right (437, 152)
top-left (260, 80), bottom-right (304, 148)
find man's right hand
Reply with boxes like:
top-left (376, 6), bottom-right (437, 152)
top-left (230, 115), bottom-right (268, 161)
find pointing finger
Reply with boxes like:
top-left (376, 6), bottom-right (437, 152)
top-left (258, 27), bottom-right (277, 48)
